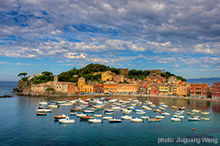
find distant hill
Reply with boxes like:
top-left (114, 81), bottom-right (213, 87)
top-left (187, 77), bottom-right (220, 86)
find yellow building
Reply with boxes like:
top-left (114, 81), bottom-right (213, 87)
top-left (117, 84), bottom-right (139, 93)
top-left (158, 83), bottom-right (172, 95)
top-left (81, 84), bottom-right (93, 93)
top-left (78, 77), bottom-right (85, 93)
top-left (103, 81), bottom-right (117, 93)
top-left (177, 81), bottom-right (190, 96)
top-left (101, 71), bottom-right (116, 82)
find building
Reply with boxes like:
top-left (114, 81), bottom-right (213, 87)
top-left (34, 73), bottom-right (42, 77)
top-left (93, 83), bottom-right (104, 93)
top-left (167, 76), bottom-right (177, 84)
top-left (68, 84), bottom-right (75, 94)
top-left (101, 71), bottom-right (116, 82)
top-left (176, 81), bottom-right (190, 96)
top-left (149, 84), bottom-right (159, 95)
top-left (190, 83), bottom-right (210, 98)
top-left (81, 84), bottom-right (93, 93)
top-left (212, 82), bottom-right (220, 98)
top-left (78, 77), bottom-right (85, 93)
top-left (117, 84), bottom-right (139, 93)
top-left (120, 68), bottom-right (129, 75)
top-left (149, 70), bottom-right (161, 76)
top-left (158, 83), bottom-right (172, 95)
top-left (103, 81), bottom-right (117, 93)
top-left (113, 75), bottom-right (124, 84)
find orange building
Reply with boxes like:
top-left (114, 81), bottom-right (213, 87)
top-left (190, 83), bottom-right (210, 98)
top-left (117, 84), bottom-right (139, 93)
top-left (103, 81), bottom-right (117, 93)
top-left (68, 84), bottom-right (75, 94)
top-left (176, 81), bottom-right (190, 96)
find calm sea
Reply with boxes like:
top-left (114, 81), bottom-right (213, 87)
top-left (0, 81), bottom-right (220, 146)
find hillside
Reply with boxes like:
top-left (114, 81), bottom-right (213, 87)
top-left (187, 77), bottom-right (220, 86)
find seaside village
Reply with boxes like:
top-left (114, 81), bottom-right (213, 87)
top-left (29, 69), bottom-right (220, 99)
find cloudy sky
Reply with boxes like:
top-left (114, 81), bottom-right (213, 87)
top-left (0, 0), bottom-right (220, 81)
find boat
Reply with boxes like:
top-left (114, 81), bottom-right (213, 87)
top-left (103, 116), bottom-right (113, 120)
top-left (88, 119), bottom-right (102, 123)
top-left (131, 118), bottom-right (143, 122)
top-left (127, 106), bottom-right (135, 110)
top-left (122, 109), bottom-right (132, 114)
top-left (136, 111), bottom-right (146, 115)
top-left (80, 116), bottom-right (94, 121)
top-left (172, 106), bottom-right (178, 109)
top-left (38, 106), bottom-right (44, 109)
top-left (187, 112), bottom-right (195, 115)
top-left (171, 118), bottom-right (181, 122)
top-left (94, 114), bottom-right (102, 117)
top-left (155, 116), bottom-right (165, 119)
top-left (121, 115), bottom-right (133, 120)
top-left (148, 118), bottom-right (161, 122)
top-left (36, 112), bottom-right (47, 116)
top-left (158, 106), bottom-right (165, 110)
top-left (145, 107), bottom-right (152, 111)
top-left (70, 108), bottom-right (82, 112)
top-left (175, 111), bottom-right (184, 115)
top-left (76, 113), bottom-right (87, 117)
top-left (109, 118), bottom-right (122, 123)
top-left (105, 112), bottom-right (114, 115)
top-left (104, 109), bottom-right (114, 113)
top-left (188, 117), bottom-right (200, 121)
top-left (161, 104), bottom-right (168, 108)
top-left (59, 117), bottom-right (75, 124)
top-left (92, 105), bottom-right (103, 110)
top-left (192, 109), bottom-right (201, 113)
top-left (179, 106), bottom-right (185, 110)
top-left (70, 112), bottom-right (77, 115)
top-left (173, 115), bottom-right (185, 118)
top-left (201, 112), bottom-right (210, 115)
top-left (154, 109), bottom-right (162, 112)
top-left (141, 116), bottom-right (150, 119)
top-left (150, 104), bottom-right (156, 107)
top-left (39, 101), bottom-right (48, 105)
top-left (48, 104), bottom-right (59, 108)
top-left (54, 114), bottom-right (67, 119)
top-left (36, 108), bottom-right (52, 112)
top-left (162, 112), bottom-right (170, 116)
top-left (82, 110), bottom-right (94, 113)
top-left (201, 117), bottom-right (211, 121)
top-left (60, 102), bottom-right (73, 106)
top-left (111, 106), bottom-right (121, 110)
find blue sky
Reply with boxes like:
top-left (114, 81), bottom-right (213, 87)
top-left (0, 0), bottom-right (220, 81)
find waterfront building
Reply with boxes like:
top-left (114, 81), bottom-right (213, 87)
top-left (103, 81), bottom-right (117, 93)
top-left (212, 82), bottom-right (220, 98)
top-left (93, 83), bottom-right (104, 93)
top-left (149, 84), bottom-right (159, 95)
top-left (158, 83), bottom-right (172, 95)
top-left (176, 81), bottom-right (190, 96)
top-left (117, 84), bottom-right (139, 93)
top-left (139, 82), bottom-right (149, 94)
top-left (81, 84), bottom-right (93, 93)
top-left (78, 77), bottom-right (85, 93)
top-left (101, 71), bottom-right (116, 82)
top-left (119, 68), bottom-right (129, 75)
top-left (68, 84), bottom-right (75, 94)
top-left (113, 75), bottom-right (124, 84)
top-left (31, 83), bottom-right (50, 93)
top-left (190, 83), bottom-right (210, 98)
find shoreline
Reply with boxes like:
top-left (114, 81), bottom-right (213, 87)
top-left (17, 92), bottom-right (220, 102)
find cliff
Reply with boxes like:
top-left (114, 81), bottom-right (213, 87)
top-left (13, 80), bottom-right (30, 93)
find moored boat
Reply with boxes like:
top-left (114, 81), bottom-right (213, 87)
top-left (173, 115), bottom-right (185, 118)
top-left (179, 106), bottom-right (185, 110)
top-left (172, 106), bottom-right (178, 109)
top-left (201, 111), bottom-right (210, 115)
top-left (103, 116), bottom-right (113, 120)
top-left (70, 108), bottom-right (82, 112)
top-left (59, 117), bottom-right (75, 124)
top-left (36, 108), bottom-right (52, 112)
top-left (187, 112), bottom-right (195, 115)
top-left (54, 114), bottom-right (67, 120)
top-left (80, 116), bottom-right (94, 121)
top-left (131, 118), bottom-right (143, 122)
top-left (94, 114), bottom-right (102, 117)
top-left (109, 118), bottom-right (122, 123)
top-left (88, 119), bottom-right (102, 123)
top-left (162, 112), bottom-right (170, 116)
top-left (136, 111), bottom-right (146, 115)
top-left (141, 116), bottom-right (150, 119)
top-left (201, 117), bottom-right (211, 121)
top-left (192, 109), bottom-right (201, 113)
top-left (48, 104), bottom-right (59, 108)
top-left (171, 117), bottom-right (181, 122)
top-left (105, 112), bottom-right (114, 115)
top-left (154, 109), bottom-right (162, 112)
top-left (148, 118), bottom-right (161, 122)
top-left (39, 101), bottom-right (48, 105)
top-left (121, 115), bottom-right (133, 120)
top-left (155, 116), bottom-right (165, 119)
top-left (188, 117), bottom-right (200, 121)
top-left (36, 112), bottom-right (47, 116)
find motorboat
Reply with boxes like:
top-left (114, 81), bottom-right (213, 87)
top-left (82, 110), bottom-right (94, 113)
top-left (187, 112), bottom-right (195, 115)
top-left (155, 116), bottom-right (165, 119)
top-left (76, 113), bottom-right (87, 117)
top-left (179, 106), bottom-right (185, 110)
top-left (145, 107), bottom-right (152, 111)
top-left (201, 117), bottom-right (211, 121)
top-left (136, 111), bottom-right (146, 115)
top-left (36, 112), bottom-right (47, 116)
top-left (92, 105), bottom-right (103, 110)
top-left (172, 106), bottom-right (178, 109)
top-left (70, 112), bottom-right (77, 115)
top-left (122, 109), bottom-right (132, 114)
top-left (148, 118), bottom-right (161, 122)
top-left (201, 112), bottom-right (210, 115)
top-left (104, 109), bottom-right (114, 113)
top-left (54, 114), bottom-right (67, 120)
top-left (161, 104), bottom-right (168, 108)
top-left (59, 117), bottom-right (75, 124)
top-left (48, 104), bottom-right (59, 108)
top-left (103, 116), bottom-right (113, 120)
top-left (127, 106), bottom-right (135, 110)
top-left (60, 102), bottom-right (73, 106)
top-left (175, 111), bottom-right (184, 115)
top-left (88, 119), bottom-right (102, 123)
top-left (171, 118), bottom-right (181, 122)
top-left (105, 112), bottom-right (114, 115)
top-left (162, 112), bottom-right (170, 116)
top-left (173, 115), bottom-right (185, 119)
top-left (39, 101), bottom-right (48, 105)
top-left (111, 106), bottom-right (121, 110)
top-left (109, 118), bottom-right (122, 123)
top-left (150, 104), bottom-right (156, 107)
top-left (38, 106), bottom-right (44, 109)
top-left (36, 108), bottom-right (52, 112)
top-left (121, 115), bottom-right (133, 120)
top-left (94, 114), bottom-right (102, 117)
top-left (158, 106), bottom-right (165, 110)
top-left (188, 117), bottom-right (200, 121)
top-left (70, 108), bottom-right (82, 112)
top-left (154, 109), bottom-right (162, 112)
top-left (131, 118), bottom-right (143, 122)
top-left (80, 116), bottom-right (94, 121)
top-left (141, 116), bottom-right (150, 119)
top-left (192, 109), bottom-right (201, 113)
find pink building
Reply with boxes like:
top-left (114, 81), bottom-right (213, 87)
top-left (150, 84), bottom-right (159, 95)
top-left (212, 82), bottom-right (220, 98)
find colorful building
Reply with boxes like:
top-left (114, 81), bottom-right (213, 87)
top-left (68, 84), bottom-right (75, 94)
top-left (212, 82), bottom-right (220, 98)
top-left (190, 83), bottom-right (210, 98)
top-left (176, 81), bottom-right (190, 96)
top-left (101, 71), bottom-right (116, 82)
top-left (117, 84), bottom-right (139, 93)
top-left (93, 83), bottom-right (104, 93)
top-left (103, 81), bottom-right (117, 93)
top-left (113, 75), bottom-right (124, 84)
top-left (149, 84), bottom-right (159, 95)
top-left (81, 84), bottom-right (93, 93)
top-left (78, 77), bottom-right (85, 93)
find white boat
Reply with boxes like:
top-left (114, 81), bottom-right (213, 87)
top-left (141, 116), bottom-right (150, 119)
top-left (39, 101), bottom-right (48, 105)
top-left (127, 106), bottom-right (135, 110)
top-left (121, 115), bottom-right (133, 120)
top-left (109, 118), bottom-right (122, 123)
top-left (82, 110), bottom-right (94, 113)
top-left (192, 109), bottom-right (201, 113)
top-left (145, 107), bottom-right (152, 111)
top-left (122, 109), bottom-right (132, 114)
top-left (201, 112), bottom-right (210, 115)
top-left (111, 106), bottom-right (121, 110)
top-left (150, 104), bottom-right (156, 107)
top-left (103, 116), bottom-right (113, 120)
top-left (173, 115), bottom-right (185, 119)
top-left (175, 111), bottom-right (184, 115)
top-left (188, 117), bottom-right (200, 121)
top-left (187, 112), bottom-right (195, 115)
top-left (171, 118), bottom-right (181, 122)
top-left (161, 104), bottom-right (168, 108)
top-left (94, 114), bottom-right (102, 117)
top-left (59, 117), bottom-right (75, 124)
top-left (60, 102), bottom-right (73, 106)
top-left (70, 112), bottom-right (77, 115)
top-left (76, 113), bottom-right (87, 117)
top-left (162, 112), bottom-right (170, 116)
top-left (131, 118), bottom-right (143, 122)
top-left (179, 106), bottom-right (185, 110)
top-left (36, 108), bottom-right (52, 112)
top-left (136, 111), bottom-right (146, 115)
top-left (105, 112), bottom-right (114, 115)
top-left (154, 109), bottom-right (162, 112)
top-left (201, 117), bottom-right (211, 121)
top-left (48, 104), bottom-right (59, 108)
top-left (155, 116), bottom-right (165, 119)
top-left (88, 119), bottom-right (102, 123)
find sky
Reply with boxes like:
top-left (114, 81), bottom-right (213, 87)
top-left (0, 0), bottom-right (220, 81)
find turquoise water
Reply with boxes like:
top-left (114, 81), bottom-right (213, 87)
top-left (0, 81), bottom-right (220, 146)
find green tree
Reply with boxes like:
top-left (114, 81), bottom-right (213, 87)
top-left (94, 74), bottom-right (101, 80)
top-left (42, 71), bottom-right (53, 76)
top-left (18, 72), bottom-right (28, 78)
top-left (58, 72), bottom-right (70, 82)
